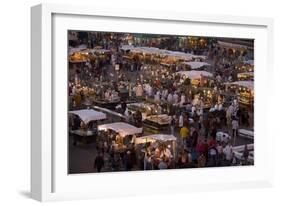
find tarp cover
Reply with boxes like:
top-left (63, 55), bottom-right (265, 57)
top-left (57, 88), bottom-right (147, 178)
top-left (176, 70), bottom-right (213, 79)
top-left (224, 81), bottom-right (254, 90)
top-left (98, 122), bottom-right (143, 136)
top-left (69, 109), bottom-right (106, 124)
top-left (182, 61), bottom-right (210, 69)
top-left (136, 134), bottom-right (177, 144)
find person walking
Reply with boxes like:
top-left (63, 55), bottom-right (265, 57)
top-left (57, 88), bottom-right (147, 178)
top-left (242, 144), bottom-right (249, 165)
top-left (94, 152), bottom-right (104, 173)
top-left (124, 150), bottom-right (133, 171)
top-left (180, 124), bottom-right (189, 148)
top-left (170, 116), bottom-right (176, 135)
top-left (232, 117), bottom-right (239, 145)
top-left (223, 142), bottom-right (233, 166)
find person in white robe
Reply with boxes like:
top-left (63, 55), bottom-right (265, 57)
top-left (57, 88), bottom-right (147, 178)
top-left (180, 94), bottom-right (186, 106)
top-left (167, 93), bottom-right (173, 104)
top-left (154, 91), bottom-right (161, 102)
top-left (173, 93), bottom-right (179, 104)
top-left (135, 84), bottom-right (143, 97)
top-left (179, 113), bottom-right (184, 127)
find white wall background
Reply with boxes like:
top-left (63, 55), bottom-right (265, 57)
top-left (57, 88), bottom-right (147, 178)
top-left (0, 0), bottom-right (280, 205)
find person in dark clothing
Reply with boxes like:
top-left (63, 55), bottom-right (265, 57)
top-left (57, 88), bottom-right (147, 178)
top-left (121, 101), bottom-right (127, 114)
top-left (242, 144), bottom-right (249, 165)
top-left (123, 150), bottom-right (133, 171)
top-left (191, 130), bottom-right (199, 148)
top-left (94, 152), bottom-right (104, 173)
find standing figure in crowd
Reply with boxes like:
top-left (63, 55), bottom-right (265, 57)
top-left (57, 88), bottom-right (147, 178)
top-left (94, 152), bottom-right (104, 173)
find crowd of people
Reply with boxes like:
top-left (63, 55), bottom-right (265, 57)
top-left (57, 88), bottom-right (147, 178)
top-left (68, 31), bottom-right (254, 174)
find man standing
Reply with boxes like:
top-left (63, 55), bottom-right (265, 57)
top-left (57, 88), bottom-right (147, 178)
top-left (180, 124), bottom-right (189, 148)
top-left (94, 152), bottom-right (104, 173)
top-left (170, 116), bottom-right (176, 135)
top-left (223, 142), bottom-right (233, 166)
top-left (232, 117), bottom-right (239, 145)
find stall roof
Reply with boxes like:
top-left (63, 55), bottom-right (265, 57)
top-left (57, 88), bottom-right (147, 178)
top-left (69, 109), bottom-right (106, 124)
top-left (68, 44), bottom-right (88, 55)
top-left (98, 122), bottom-right (143, 136)
top-left (243, 60), bottom-right (254, 66)
top-left (182, 61), bottom-right (210, 69)
top-left (137, 134), bottom-right (177, 143)
top-left (217, 41), bottom-right (249, 49)
top-left (120, 45), bottom-right (206, 60)
top-left (237, 72), bottom-right (254, 77)
top-left (224, 81), bottom-right (254, 90)
top-left (175, 70), bottom-right (213, 79)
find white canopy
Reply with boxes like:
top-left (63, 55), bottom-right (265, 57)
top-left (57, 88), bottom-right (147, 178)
top-left (224, 81), bottom-right (254, 90)
top-left (243, 60), bottom-right (254, 66)
top-left (98, 122), bottom-right (143, 137)
top-left (135, 134), bottom-right (177, 144)
top-left (68, 44), bottom-right (88, 55)
top-left (176, 70), bottom-right (213, 79)
top-left (69, 109), bottom-right (106, 124)
top-left (182, 61), bottom-right (210, 69)
top-left (217, 41), bottom-right (248, 49)
top-left (120, 45), bottom-right (206, 60)
top-left (238, 72), bottom-right (254, 76)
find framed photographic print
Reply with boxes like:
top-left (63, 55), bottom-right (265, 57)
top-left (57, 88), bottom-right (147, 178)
top-left (31, 3), bottom-right (274, 201)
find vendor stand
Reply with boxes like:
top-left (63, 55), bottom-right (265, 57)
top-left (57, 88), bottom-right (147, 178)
top-left (93, 99), bottom-right (120, 110)
top-left (237, 72), bottom-right (254, 81)
top-left (224, 81), bottom-right (254, 108)
top-left (181, 61), bottom-right (210, 70)
top-left (98, 122), bottom-right (143, 153)
top-left (135, 134), bottom-right (177, 169)
top-left (69, 109), bottom-right (107, 144)
top-left (126, 102), bottom-right (158, 120)
top-left (238, 129), bottom-right (254, 140)
top-left (143, 114), bottom-right (171, 130)
top-left (175, 70), bottom-right (213, 87)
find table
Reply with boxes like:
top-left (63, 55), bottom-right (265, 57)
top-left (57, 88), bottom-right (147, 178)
top-left (143, 114), bottom-right (171, 130)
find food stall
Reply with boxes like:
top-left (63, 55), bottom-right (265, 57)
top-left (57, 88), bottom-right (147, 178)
top-left (69, 109), bottom-right (107, 144)
top-left (175, 70), bottom-right (213, 86)
top-left (232, 144), bottom-right (254, 165)
top-left (181, 61), bottom-right (210, 70)
top-left (224, 81), bottom-right (254, 107)
top-left (126, 102), bottom-right (158, 120)
top-left (143, 114), bottom-right (171, 130)
top-left (238, 129), bottom-right (254, 140)
top-left (98, 122), bottom-right (143, 152)
top-left (92, 87), bottom-right (121, 110)
top-left (120, 45), bottom-right (206, 65)
top-left (135, 134), bottom-right (177, 168)
top-left (237, 72), bottom-right (254, 81)
top-left (217, 40), bottom-right (249, 54)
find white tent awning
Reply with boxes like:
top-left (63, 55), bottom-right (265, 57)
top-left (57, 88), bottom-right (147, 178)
top-left (217, 41), bottom-right (248, 49)
top-left (135, 134), bottom-right (177, 144)
top-left (175, 70), bottom-right (213, 79)
top-left (69, 109), bottom-right (106, 124)
top-left (224, 81), bottom-right (254, 90)
top-left (120, 45), bottom-right (206, 60)
top-left (182, 61), bottom-right (210, 69)
top-left (98, 122), bottom-right (143, 137)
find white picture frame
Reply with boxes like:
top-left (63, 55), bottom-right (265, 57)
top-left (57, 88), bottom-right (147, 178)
top-left (31, 3), bottom-right (274, 202)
